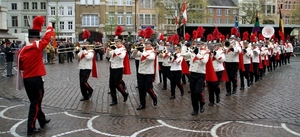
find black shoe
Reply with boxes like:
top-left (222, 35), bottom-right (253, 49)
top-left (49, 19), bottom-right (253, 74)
top-left (153, 98), bottom-right (157, 106)
top-left (6, 75), bottom-right (11, 77)
top-left (110, 102), bottom-right (118, 106)
top-left (226, 93), bottom-right (231, 96)
top-left (188, 90), bottom-right (191, 93)
top-left (191, 111), bottom-right (198, 115)
top-left (169, 96), bottom-right (175, 99)
top-left (135, 86), bottom-right (138, 88)
top-left (208, 102), bottom-right (214, 106)
top-left (40, 119), bottom-right (51, 128)
top-left (108, 92), bottom-right (111, 94)
top-left (250, 81), bottom-right (253, 85)
top-left (123, 93), bottom-right (129, 102)
top-left (200, 105), bottom-right (205, 113)
top-left (232, 88), bottom-right (237, 94)
top-left (181, 91), bottom-right (184, 96)
top-left (216, 98), bottom-right (220, 103)
top-left (136, 105), bottom-right (145, 110)
top-left (88, 91), bottom-right (93, 99)
top-left (162, 87), bottom-right (167, 90)
top-left (80, 97), bottom-right (88, 101)
top-left (240, 87), bottom-right (244, 90)
top-left (27, 128), bottom-right (40, 135)
top-left (10, 74), bottom-right (14, 76)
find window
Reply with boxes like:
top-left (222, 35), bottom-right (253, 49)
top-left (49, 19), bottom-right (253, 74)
top-left (152, 14), bottom-right (156, 24)
top-left (11, 3), bottom-right (17, 10)
top-left (285, 1), bottom-right (288, 9)
top-left (87, 0), bottom-right (93, 4)
top-left (272, 5), bottom-right (275, 14)
top-left (288, 1), bottom-right (291, 9)
top-left (216, 18), bottom-right (222, 24)
top-left (267, 5), bottom-right (271, 14)
top-left (95, 0), bottom-right (100, 4)
top-left (23, 2), bottom-right (29, 9)
top-left (167, 18), bottom-right (174, 24)
top-left (285, 15), bottom-right (289, 24)
top-left (140, 0), bottom-right (144, 8)
top-left (152, 0), bottom-right (156, 8)
top-left (82, 14), bottom-right (99, 27)
top-left (32, 2), bottom-right (37, 9)
top-left (126, 12), bottom-right (132, 25)
top-left (139, 14), bottom-right (143, 24)
top-left (145, 0), bottom-right (150, 8)
top-left (225, 9), bottom-right (230, 16)
top-left (216, 9), bottom-right (222, 16)
top-left (108, 0), bottom-right (114, 5)
top-left (208, 9), bottom-right (213, 14)
top-left (41, 2), bottom-right (46, 9)
top-left (59, 7), bottom-right (64, 15)
top-left (68, 7), bottom-right (72, 15)
top-left (51, 7), bottom-right (55, 15)
top-left (126, 0), bottom-right (132, 5)
top-left (24, 16), bottom-right (29, 27)
top-left (145, 14), bottom-right (150, 24)
top-left (108, 12), bottom-right (115, 24)
top-left (60, 21), bottom-right (64, 30)
top-left (117, 0), bottom-right (123, 5)
top-left (293, 1), bottom-right (296, 9)
top-left (12, 16), bottom-right (18, 27)
top-left (225, 19), bottom-right (230, 24)
top-left (68, 21), bottom-right (73, 30)
top-left (117, 12), bottom-right (123, 25)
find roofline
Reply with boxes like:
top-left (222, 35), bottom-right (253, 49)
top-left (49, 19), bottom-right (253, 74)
top-left (185, 23), bottom-right (300, 28)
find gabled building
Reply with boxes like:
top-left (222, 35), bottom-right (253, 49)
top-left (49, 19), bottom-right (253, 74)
top-left (207, 0), bottom-right (238, 25)
top-left (47, 0), bottom-right (76, 42)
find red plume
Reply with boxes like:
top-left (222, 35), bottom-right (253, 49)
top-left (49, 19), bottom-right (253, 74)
top-left (138, 30), bottom-right (145, 37)
top-left (144, 27), bottom-right (153, 39)
top-left (279, 32), bottom-right (285, 41)
top-left (226, 34), bottom-right (229, 39)
top-left (166, 36), bottom-right (171, 42)
top-left (250, 34), bottom-right (256, 43)
top-left (259, 34), bottom-right (264, 41)
top-left (32, 16), bottom-right (45, 32)
top-left (159, 34), bottom-right (164, 40)
top-left (212, 27), bottom-right (220, 40)
top-left (220, 35), bottom-right (225, 42)
top-left (236, 32), bottom-right (240, 38)
top-left (231, 27), bottom-right (238, 36)
top-left (286, 35), bottom-right (290, 41)
top-left (82, 29), bottom-right (91, 40)
top-left (184, 33), bottom-right (190, 41)
top-left (242, 31), bottom-right (249, 41)
top-left (207, 34), bottom-right (212, 42)
top-left (271, 34), bottom-right (275, 39)
top-left (192, 30), bottom-right (197, 40)
top-left (173, 34), bottom-right (179, 45)
top-left (196, 26), bottom-right (205, 38)
top-left (115, 25), bottom-right (123, 36)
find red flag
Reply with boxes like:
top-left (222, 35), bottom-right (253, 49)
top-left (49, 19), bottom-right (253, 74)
top-left (205, 57), bottom-right (218, 82)
top-left (182, 2), bottom-right (187, 25)
top-left (221, 63), bottom-right (229, 82)
top-left (175, 16), bottom-right (178, 25)
top-left (123, 53), bottom-right (131, 75)
top-left (181, 59), bottom-right (190, 74)
top-left (91, 54), bottom-right (98, 78)
top-left (238, 53), bottom-right (245, 71)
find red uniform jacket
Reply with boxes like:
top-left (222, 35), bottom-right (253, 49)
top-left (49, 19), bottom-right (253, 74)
top-left (18, 26), bottom-right (53, 78)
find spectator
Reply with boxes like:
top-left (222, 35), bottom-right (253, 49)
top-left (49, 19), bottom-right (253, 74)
top-left (4, 41), bottom-right (15, 77)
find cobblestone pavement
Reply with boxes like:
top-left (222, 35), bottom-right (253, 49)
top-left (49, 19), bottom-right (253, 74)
top-left (0, 57), bottom-right (300, 137)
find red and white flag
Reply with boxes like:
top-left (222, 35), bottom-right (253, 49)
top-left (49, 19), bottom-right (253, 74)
top-left (182, 2), bottom-right (187, 25)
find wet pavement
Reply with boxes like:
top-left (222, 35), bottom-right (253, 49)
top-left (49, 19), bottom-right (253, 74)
top-left (0, 57), bottom-right (300, 137)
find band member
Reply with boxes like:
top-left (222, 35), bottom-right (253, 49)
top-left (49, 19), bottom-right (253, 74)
top-left (275, 40), bottom-right (282, 67)
top-left (285, 40), bottom-right (293, 64)
top-left (160, 39), bottom-right (172, 90)
top-left (207, 42), bottom-right (225, 106)
top-left (136, 40), bottom-right (158, 110)
top-left (189, 36), bottom-right (209, 115)
top-left (240, 40), bottom-right (253, 90)
top-left (224, 28), bottom-right (241, 96)
top-left (169, 45), bottom-right (184, 99)
top-left (249, 36), bottom-right (261, 84)
top-left (131, 36), bottom-right (144, 88)
top-left (181, 33), bottom-right (191, 85)
top-left (107, 26), bottom-right (129, 106)
top-left (76, 29), bottom-right (98, 101)
top-left (17, 16), bottom-right (52, 135)
top-left (279, 40), bottom-right (286, 66)
top-left (259, 42), bottom-right (269, 79)
top-left (157, 34), bottom-right (165, 83)
top-left (268, 39), bottom-right (276, 71)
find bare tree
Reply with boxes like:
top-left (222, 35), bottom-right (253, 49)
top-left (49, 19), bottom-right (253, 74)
top-left (291, 2), bottom-right (300, 25)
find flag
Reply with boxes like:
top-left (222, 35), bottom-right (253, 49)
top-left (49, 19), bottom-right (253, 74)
top-left (279, 8), bottom-right (284, 34)
top-left (252, 11), bottom-right (260, 33)
top-left (175, 16), bottom-right (178, 25)
top-left (182, 2), bottom-right (187, 25)
top-left (234, 16), bottom-right (239, 31)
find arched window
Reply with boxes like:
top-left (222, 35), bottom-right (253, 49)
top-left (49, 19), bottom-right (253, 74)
top-left (288, 1), bottom-right (291, 9)
top-left (285, 1), bottom-right (288, 9)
